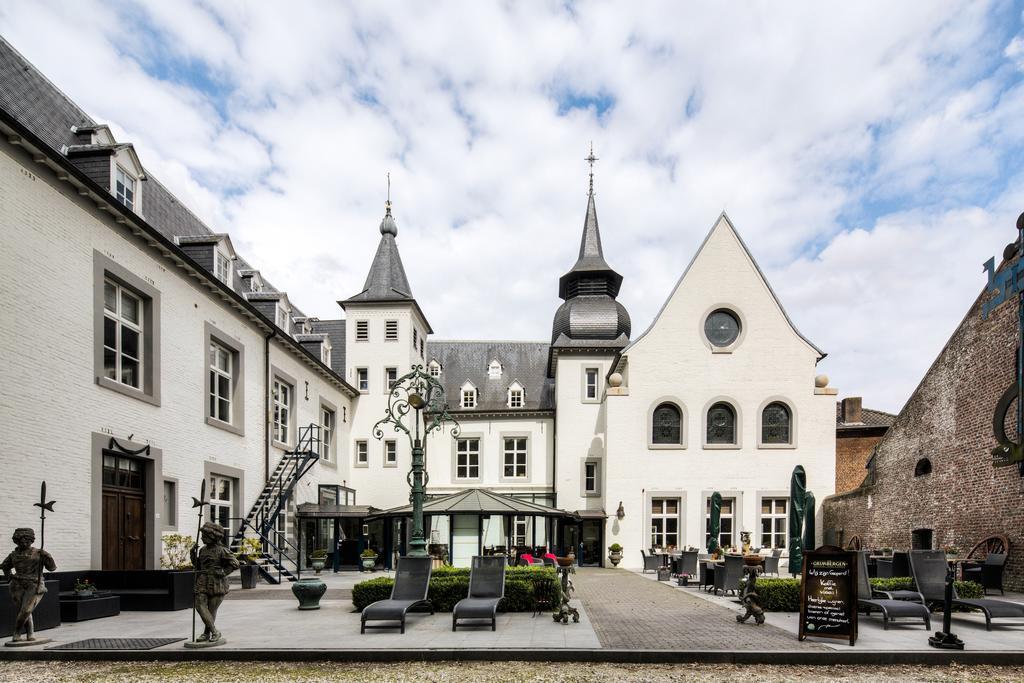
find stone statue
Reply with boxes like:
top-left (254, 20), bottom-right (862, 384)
top-left (186, 521), bottom-right (239, 647)
top-left (2, 528), bottom-right (57, 646)
top-left (736, 570), bottom-right (765, 625)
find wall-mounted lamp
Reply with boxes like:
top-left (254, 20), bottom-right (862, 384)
top-left (616, 501), bottom-right (625, 520)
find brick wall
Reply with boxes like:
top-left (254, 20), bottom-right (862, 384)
top-left (823, 260), bottom-right (1024, 590)
top-left (835, 430), bottom-right (886, 494)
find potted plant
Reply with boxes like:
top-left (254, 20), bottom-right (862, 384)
top-left (74, 578), bottom-right (96, 598)
top-left (607, 543), bottom-right (623, 567)
top-left (943, 545), bottom-right (960, 559)
top-left (236, 537), bottom-right (262, 589)
top-left (310, 548), bottom-right (328, 575)
top-left (360, 548), bottom-right (378, 571)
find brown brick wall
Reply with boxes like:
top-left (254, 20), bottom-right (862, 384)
top-left (823, 264), bottom-right (1024, 591)
top-left (835, 432), bottom-right (885, 494)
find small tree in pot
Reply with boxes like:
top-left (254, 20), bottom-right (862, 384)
top-left (608, 543), bottom-right (623, 567)
top-left (310, 548), bottom-right (328, 575)
top-left (236, 537), bottom-right (262, 589)
top-left (360, 548), bottom-right (378, 571)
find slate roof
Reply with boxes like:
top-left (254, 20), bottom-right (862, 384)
top-left (0, 36), bottom-right (308, 318)
top-left (343, 205), bottom-right (414, 304)
top-left (372, 488), bottom-right (574, 518)
top-left (835, 404), bottom-right (896, 430)
top-left (311, 319), bottom-right (347, 377)
top-left (426, 340), bottom-right (555, 413)
top-left (557, 191), bottom-right (623, 298)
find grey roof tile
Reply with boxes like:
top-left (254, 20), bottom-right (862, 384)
top-left (426, 340), bottom-right (554, 413)
top-left (312, 319), bottom-right (347, 377)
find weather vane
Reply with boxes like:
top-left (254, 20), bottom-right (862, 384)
top-left (585, 142), bottom-right (598, 194)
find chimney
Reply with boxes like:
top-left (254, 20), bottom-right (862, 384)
top-left (841, 397), bottom-right (863, 424)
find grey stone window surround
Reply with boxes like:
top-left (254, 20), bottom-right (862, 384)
top-left (383, 439), bottom-right (398, 468)
top-left (756, 396), bottom-right (798, 449)
top-left (384, 367), bottom-right (398, 394)
top-left (648, 397), bottom-right (688, 450)
top-left (699, 303), bottom-right (747, 354)
top-left (93, 251), bottom-right (161, 406)
top-left (90, 432), bottom-right (163, 569)
top-left (318, 395), bottom-right (338, 469)
top-left (451, 433), bottom-right (483, 483)
top-left (581, 457), bottom-right (601, 497)
top-left (581, 365), bottom-right (602, 403)
top-left (204, 460), bottom-right (245, 527)
top-left (162, 476), bottom-right (179, 531)
top-left (270, 365), bottom-right (297, 450)
top-left (645, 490), bottom-right (687, 549)
top-left (203, 322), bottom-right (245, 436)
top-left (702, 396), bottom-right (742, 449)
top-left (353, 439), bottom-right (369, 468)
top-left (498, 431), bottom-right (531, 483)
top-left (356, 367), bottom-right (369, 394)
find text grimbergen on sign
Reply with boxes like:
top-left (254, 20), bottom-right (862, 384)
top-left (798, 545), bottom-right (857, 646)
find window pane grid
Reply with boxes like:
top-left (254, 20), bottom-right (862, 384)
top-left (273, 378), bottom-right (291, 442)
top-left (208, 342), bottom-right (232, 423)
top-left (102, 279), bottom-right (143, 389)
top-left (706, 403), bottom-right (736, 444)
top-left (650, 497), bottom-right (680, 549)
top-left (503, 437), bottom-right (527, 478)
top-left (760, 497), bottom-right (788, 549)
top-left (456, 438), bottom-right (480, 479)
top-left (762, 402), bottom-right (791, 444)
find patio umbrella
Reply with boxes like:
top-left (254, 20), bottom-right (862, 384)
top-left (707, 492), bottom-right (722, 554)
top-left (802, 491), bottom-right (816, 555)
top-left (788, 465), bottom-right (807, 575)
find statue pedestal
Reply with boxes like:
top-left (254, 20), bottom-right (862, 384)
top-left (5, 638), bottom-right (52, 647)
top-left (184, 637), bottom-right (226, 649)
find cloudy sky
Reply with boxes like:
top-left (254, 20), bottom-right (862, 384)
top-left (3, 1), bottom-right (1023, 413)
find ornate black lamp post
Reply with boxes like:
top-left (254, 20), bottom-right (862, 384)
top-left (373, 365), bottom-right (460, 558)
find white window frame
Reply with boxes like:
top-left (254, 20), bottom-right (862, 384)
top-left (103, 278), bottom-right (144, 389)
top-left (760, 497), bottom-right (788, 550)
top-left (508, 383), bottom-right (524, 408)
top-left (384, 440), bottom-right (397, 467)
top-left (584, 461), bottom-right (599, 495)
top-left (650, 498), bottom-right (680, 549)
top-left (583, 367), bottom-right (599, 402)
top-left (320, 406), bottom-right (335, 463)
top-left (272, 377), bottom-right (292, 444)
top-left (456, 438), bottom-right (480, 480)
top-left (208, 341), bottom-right (232, 424)
top-left (115, 165), bottom-right (136, 210)
top-left (355, 440), bottom-right (368, 467)
top-left (461, 385), bottom-right (476, 409)
top-left (356, 368), bottom-right (369, 393)
top-left (273, 507), bottom-right (287, 550)
top-left (502, 437), bottom-right (528, 479)
top-left (706, 496), bottom-right (737, 549)
top-left (321, 344), bottom-right (332, 366)
top-left (385, 367), bottom-right (398, 392)
top-left (214, 250), bottom-right (232, 284)
top-left (428, 361), bottom-right (441, 378)
top-left (356, 320), bottom-right (369, 342)
top-left (488, 360), bottom-right (502, 378)
top-left (512, 515), bottom-right (528, 547)
top-left (209, 474), bottom-right (233, 529)
top-left (276, 303), bottom-right (291, 332)
top-left (385, 320), bottom-right (398, 341)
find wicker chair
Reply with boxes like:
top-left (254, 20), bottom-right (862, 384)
top-left (713, 555), bottom-right (744, 596)
top-left (962, 553), bottom-right (1007, 596)
top-left (640, 550), bottom-right (661, 573)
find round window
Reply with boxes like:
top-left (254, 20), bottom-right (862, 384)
top-left (704, 309), bottom-right (740, 347)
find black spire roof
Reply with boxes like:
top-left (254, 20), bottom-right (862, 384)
top-left (343, 201), bottom-right (414, 303)
top-left (557, 191), bottom-right (624, 299)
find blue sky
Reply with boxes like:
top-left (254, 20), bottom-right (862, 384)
top-left (2, 0), bottom-right (1024, 413)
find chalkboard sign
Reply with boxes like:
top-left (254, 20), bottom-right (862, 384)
top-left (798, 545), bottom-right (857, 646)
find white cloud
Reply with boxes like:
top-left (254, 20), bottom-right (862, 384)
top-left (2, 0), bottom-right (1023, 413)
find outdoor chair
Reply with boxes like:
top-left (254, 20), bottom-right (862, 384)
top-left (762, 554), bottom-right (780, 576)
top-left (962, 553), bottom-right (1007, 595)
top-left (698, 561), bottom-right (711, 590)
top-left (855, 551), bottom-right (930, 630)
top-left (360, 556), bottom-right (433, 634)
top-left (640, 550), bottom-right (661, 573)
top-left (453, 556), bottom-right (506, 631)
top-left (713, 555), bottom-right (744, 596)
top-left (875, 551), bottom-right (909, 579)
top-left (541, 556), bottom-right (556, 567)
top-left (910, 550), bottom-right (1024, 631)
top-left (676, 550), bottom-right (698, 578)
top-left (519, 553), bottom-right (537, 566)
top-left (875, 550), bottom-right (943, 601)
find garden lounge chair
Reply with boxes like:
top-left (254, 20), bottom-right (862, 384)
top-left (910, 550), bottom-right (1024, 631)
top-left (962, 553), bottom-right (1007, 596)
top-left (452, 556), bottom-right (506, 631)
top-left (714, 555), bottom-right (744, 596)
top-left (873, 550), bottom-right (942, 602)
top-left (640, 550), bottom-right (661, 573)
top-left (855, 551), bottom-right (930, 630)
top-left (360, 556), bottom-right (433, 634)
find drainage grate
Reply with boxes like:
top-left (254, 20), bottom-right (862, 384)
top-left (48, 637), bottom-right (185, 650)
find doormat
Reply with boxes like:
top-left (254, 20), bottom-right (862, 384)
top-left (48, 637), bottom-right (185, 650)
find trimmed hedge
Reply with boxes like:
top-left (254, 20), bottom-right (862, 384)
top-left (751, 577), bottom-right (984, 612)
top-left (351, 565), bottom-right (560, 613)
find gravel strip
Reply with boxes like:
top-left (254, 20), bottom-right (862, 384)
top-left (1, 661), bottom-right (1022, 682)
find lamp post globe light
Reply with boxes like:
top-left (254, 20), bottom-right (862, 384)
top-left (372, 364), bottom-right (460, 558)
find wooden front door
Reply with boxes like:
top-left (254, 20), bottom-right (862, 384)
top-left (101, 452), bottom-right (147, 570)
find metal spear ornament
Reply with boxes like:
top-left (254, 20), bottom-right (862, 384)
top-left (190, 479), bottom-right (210, 643)
top-left (984, 211), bottom-right (1024, 475)
top-left (33, 482), bottom-right (56, 586)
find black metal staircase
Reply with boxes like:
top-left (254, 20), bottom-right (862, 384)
top-left (230, 424), bottom-right (321, 584)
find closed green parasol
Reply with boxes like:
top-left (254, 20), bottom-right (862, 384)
top-left (788, 465), bottom-right (807, 574)
top-left (803, 491), bottom-right (816, 555)
top-left (707, 492), bottom-right (722, 554)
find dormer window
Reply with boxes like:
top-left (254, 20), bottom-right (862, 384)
top-left (276, 303), bottom-right (291, 332)
top-left (250, 277), bottom-right (263, 293)
top-left (428, 360), bottom-right (442, 378)
top-left (115, 166), bottom-right (136, 211)
top-left (321, 343), bottom-right (332, 366)
top-left (214, 250), bottom-right (232, 285)
top-left (488, 360), bottom-right (502, 379)
top-left (461, 382), bottom-right (477, 409)
top-left (508, 381), bottom-right (524, 409)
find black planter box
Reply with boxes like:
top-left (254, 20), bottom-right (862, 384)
top-left (48, 570), bottom-right (194, 611)
top-left (59, 592), bottom-right (120, 622)
top-left (240, 564), bottom-right (259, 589)
top-left (0, 579), bottom-right (61, 638)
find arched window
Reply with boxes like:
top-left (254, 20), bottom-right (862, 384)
top-left (914, 458), bottom-right (932, 477)
top-left (706, 402), bottom-right (736, 444)
top-left (761, 402), bottom-right (791, 444)
top-left (652, 403), bottom-right (682, 444)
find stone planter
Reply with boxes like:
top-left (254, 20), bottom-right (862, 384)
top-left (608, 551), bottom-right (622, 567)
top-left (74, 590), bottom-right (95, 599)
top-left (240, 564), bottom-right (259, 589)
top-left (311, 558), bottom-right (326, 575)
top-left (291, 577), bottom-right (327, 610)
top-left (361, 555), bottom-right (377, 571)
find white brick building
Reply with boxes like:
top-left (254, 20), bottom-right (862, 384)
top-left (0, 38), bottom-right (835, 574)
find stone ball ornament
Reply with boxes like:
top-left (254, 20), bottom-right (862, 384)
top-left (608, 372), bottom-right (623, 388)
top-left (814, 374), bottom-right (829, 388)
